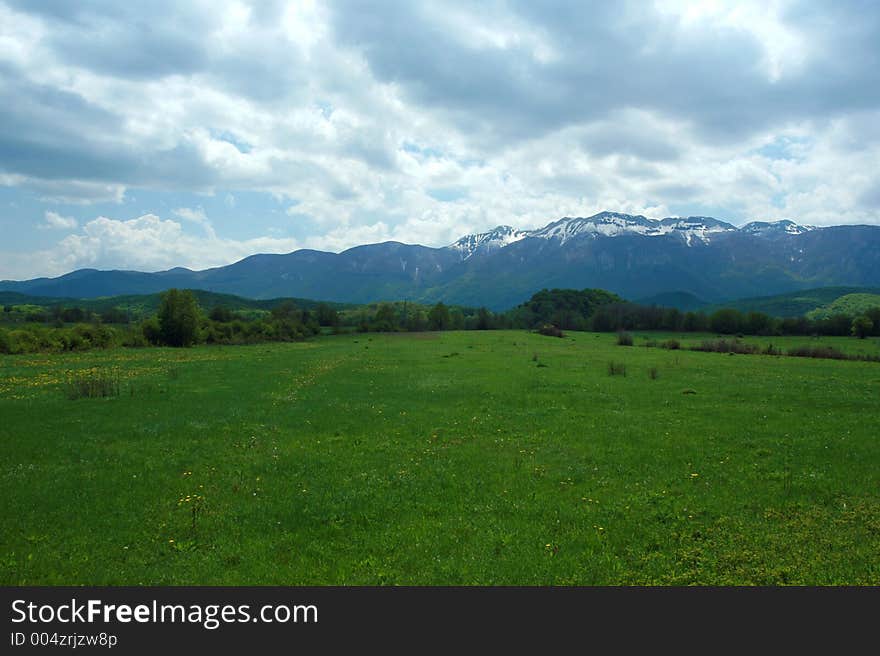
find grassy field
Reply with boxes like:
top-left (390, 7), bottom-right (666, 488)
top-left (2, 331), bottom-right (879, 585)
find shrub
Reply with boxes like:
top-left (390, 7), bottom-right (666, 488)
top-left (787, 345), bottom-right (849, 360)
top-left (693, 339), bottom-right (758, 354)
top-left (537, 324), bottom-right (564, 338)
top-left (662, 339), bottom-right (680, 350)
top-left (121, 326), bottom-right (150, 347)
top-left (616, 331), bottom-right (633, 346)
top-left (607, 361), bottom-right (627, 376)
top-left (648, 367), bottom-right (659, 380)
top-left (0, 328), bottom-right (9, 354)
top-left (141, 317), bottom-right (162, 345)
top-left (8, 329), bottom-right (38, 354)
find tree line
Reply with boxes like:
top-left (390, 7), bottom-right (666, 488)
top-left (2, 287), bottom-right (879, 355)
top-left (0, 291), bottom-right (330, 354)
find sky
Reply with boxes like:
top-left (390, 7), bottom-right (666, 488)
top-left (1, 0), bottom-right (879, 280)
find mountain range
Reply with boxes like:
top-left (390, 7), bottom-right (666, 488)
top-left (3, 211), bottom-right (879, 310)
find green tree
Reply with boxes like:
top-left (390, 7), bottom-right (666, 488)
top-left (661, 307), bottom-right (683, 331)
top-left (681, 312), bottom-right (707, 332)
top-left (745, 311), bottom-right (775, 335)
top-left (373, 303), bottom-right (398, 331)
top-left (158, 289), bottom-right (200, 347)
top-left (406, 309), bottom-right (428, 332)
top-left (709, 308), bottom-right (744, 335)
top-left (449, 308), bottom-right (465, 330)
top-left (851, 315), bottom-right (873, 339)
top-left (209, 305), bottom-right (234, 322)
top-left (100, 307), bottom-right (130, 324)
top-left (427, 302), bottom-right (450, 331)
top-left (315, 303), bottom-right (339, 327)
top-left (271, 300), bottom-right (301, 322)
top-left (866, 307), bottom-right (880, 336)
top-left (476, 307), bottom-right (492, 330)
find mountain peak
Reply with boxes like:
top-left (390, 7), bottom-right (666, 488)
top-left (447, 211), bottom-right (826, 252)
top-left (450, 225), bottom-right (531, 259)
top-left (741, 219), bottom-right (814, 236)
top-left (528, 212), bottom-right (736, 245)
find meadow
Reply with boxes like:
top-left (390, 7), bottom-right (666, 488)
top-left (2, 331), bottom-right (879, 585)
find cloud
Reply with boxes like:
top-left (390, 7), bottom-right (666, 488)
top-left (18, 213), bottom-right (298, 278)
top-left (172, 206), bottom-right (216, 238)
top-left (0, 0), bottom-right (879, 279)
top-left (40, 210), bottom-right (77, 230)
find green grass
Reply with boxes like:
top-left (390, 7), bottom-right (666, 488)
top-left (2, 331), bottom-right (879, 585)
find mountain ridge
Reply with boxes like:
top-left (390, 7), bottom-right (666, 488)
top-left (2, 211), bottom-right (879, 310)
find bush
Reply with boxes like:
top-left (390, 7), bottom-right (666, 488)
top-left (121, 326), bottom-right (150, 347)
top-left (141, 317), bottom-right (162, 345)
top-left (662, 339), bottom-right (680, 350)
top-left (72, 323), bottom-right (116, 350)
top-left (607, 361), bottom-right (627, 376)
top-left (537, 324), bottom-right (564, 338)
top-left (787, 345), bottom-right (849, 360)
top-left (0, 328), bottom-right (9, 354)
top-left (693, 339), bottom-right (758, 354)
top-left (616, 331), bottom-right (633, 346)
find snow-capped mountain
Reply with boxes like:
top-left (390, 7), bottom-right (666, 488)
top-left (450, 225), bottom-right (532, 259)
top-left (525, 212), bottom-right (739, 246)
top-left (453, 211), bottom-right (776, 249)
top-left (740, 219), bottom-right (815, 237)
top-left (2, 211), bottom-right (878, 311)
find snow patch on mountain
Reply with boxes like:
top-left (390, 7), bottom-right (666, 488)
top-left (450, 225), bottom-right (532, 259)
top-left (740, 219), bottom-right (814, 236)
top-left (531, 212), bottom-right (737, 245)
top-left (448, 212), bottom-right (816, 254)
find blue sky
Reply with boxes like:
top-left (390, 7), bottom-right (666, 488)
top-left (1, 0), bottom-right (879, 279)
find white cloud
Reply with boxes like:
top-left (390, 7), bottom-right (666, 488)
top-left (0, 0), bottom-right (878, 280)
top-left (40, 210), bottom-right (77, 230)
top-left (6, 213), bottom-right (299, 279)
